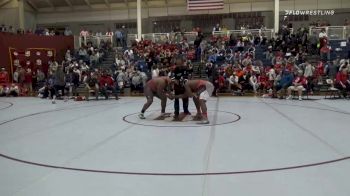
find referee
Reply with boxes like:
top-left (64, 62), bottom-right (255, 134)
top-left (173, 58), bottom-right (191, 120)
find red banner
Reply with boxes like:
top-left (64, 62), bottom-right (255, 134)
top-left (9, 48), bottom-right (56, 76)
top-left (0, 32), bottom-right (74, 81)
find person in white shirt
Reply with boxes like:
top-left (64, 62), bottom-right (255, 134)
top-left (249, 73), bottom-right (259, 95)
top-left (80, 29), bottom-right (89, 44)
top-left (213, 24), bottom-right (221, 32)
top-left (303, 61), bottom-right (314, 78)
top-left (80, 29), bottom-right (89, 37)
top-left (73, 66), bottom-right (81, 82)
top-left (95, 31), bottom-right (102, 37)
top-left (267, 67), bottom-right (276, 82)
top-left (81, 63), bottom-right (89, 72)
top-left (319, 29), bottom-right (327, 38)
top-left (152, 65), bottom-right (160, 78)
top-left (228, 72), bottom-right (241, 93)
top-left (13, 67), bottom-right (19, 83)
top-left (106, 29), bottom-right (114, 36)
top-left (44, 28), bottom-right (50, 36)
top-left (64, 27), bottom-right (72, 36)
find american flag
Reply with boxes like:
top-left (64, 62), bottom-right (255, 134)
top-left (187, 0), bottom-right (224, 11)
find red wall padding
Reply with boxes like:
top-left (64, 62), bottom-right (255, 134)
top-left (0, 32), bottom-right (74, 80)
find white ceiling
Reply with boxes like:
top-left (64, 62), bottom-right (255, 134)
top-left (25, 0), bottom-right (278, 12)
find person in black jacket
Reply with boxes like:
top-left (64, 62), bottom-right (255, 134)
top-left (206, 63), bottom-right (219, 96)
top-left (173, 58), bottom-right (191, 120)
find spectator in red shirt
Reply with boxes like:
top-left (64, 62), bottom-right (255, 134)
top-left (315, 60), bottom-right (325, 85)
top-left (286, 70), bottom-right (307, 101)
top-left (24, 67), bottom-right (33, 94)
top-left (335, 67), bottom-right (350, 98)
top-left (258, 71), bottom-right (270, 92)
top-left (0, 68), bottom-right (9, 84)
top-left (99, 72), bottom-right (119, 100)
top-left (320, 44), bottom-right (331, 61)
top-left (218, 73), bottom-right (225, 87)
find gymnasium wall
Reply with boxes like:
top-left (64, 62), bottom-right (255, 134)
top-left (0, 32), bottom-right (74, 79)
top-left (0, 0), bottom-right (36, 30)
top-left (35, 1), bottom-right (350, 34)
top-left (24, 11), bottom-right (37, 30)
top-left (2, 0), bottom-right (349, 33)
top-left (0, 0), bottom-right (19, 28)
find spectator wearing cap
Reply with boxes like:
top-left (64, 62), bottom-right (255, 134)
top-left (335, 67), bottom-right (350, 98)
top-left (264, 46), bottom-right (274, 61)
top-left (286, 70), bottom-right (307, 101)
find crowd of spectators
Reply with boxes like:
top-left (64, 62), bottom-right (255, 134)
top-left (1, 21), bottom-right (350, 100)
top-left (0, 23), bottom-right (128, 46)
top-left (201, 24), bottom-right (350, 99)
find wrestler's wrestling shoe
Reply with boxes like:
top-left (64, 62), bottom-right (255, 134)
top-left (192, 114), bottom-right (202, 121)
top-left (138, 113), bottom-right (146, 119)
top-left (161, 113), bottom-right (171, 117)
top-left (184, 111), bottom-right (191, 115)
top-left (197, 120), bottom-right (209, 124)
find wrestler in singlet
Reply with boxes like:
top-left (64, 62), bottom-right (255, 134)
top-left (139, 77), bottom-right (173, 119)
top-left (144, 76), bottom-right (170, 99)
top-left (190, 80), bottom-right (214, 101)
top-left (173, 79), bottom-right (214, 124)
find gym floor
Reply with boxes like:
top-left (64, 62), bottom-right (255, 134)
top-left (0, 97), bottom-right (349, 196)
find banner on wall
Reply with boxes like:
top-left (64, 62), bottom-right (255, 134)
top-left (9, 48), bottom-right (56, 77)
top-left (0, 32), bottom-right (74, 82)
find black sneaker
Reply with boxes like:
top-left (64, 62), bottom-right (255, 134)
top-left (173, 115), bottom-right (180, 121)
top-left (184, 111), bottom-right (192, 115)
